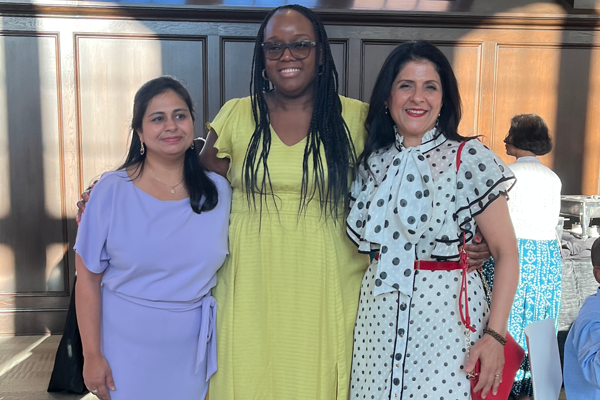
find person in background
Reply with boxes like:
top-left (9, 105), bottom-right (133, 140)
top-left (564, 237), bottom-right (600, 400)
top-left (347, 41), bottom-right (519, 400)
top-left (75, 76), bottom-right (230, 400)
top-left (501, 114), bottom-right (562, 400)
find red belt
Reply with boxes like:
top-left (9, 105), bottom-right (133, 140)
top-left (373, 246), bottom-right (476, 333)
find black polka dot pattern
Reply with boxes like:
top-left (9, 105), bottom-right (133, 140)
top-left (350, 263), bottom-right (489, 399)
top-left (347, 132), bottom-right (515, 399)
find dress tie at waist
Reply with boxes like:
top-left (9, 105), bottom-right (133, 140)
top-left (108, 289), bottom-right (218, 380)
top-left (373, 253), bottom-right (476, 333)
top-left (196, 295), bottom-right (217, 380)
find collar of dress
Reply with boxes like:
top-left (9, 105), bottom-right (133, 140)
top-left (349, 127), bottom-right (448, 297)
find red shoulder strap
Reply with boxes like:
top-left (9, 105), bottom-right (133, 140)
top-left (456, 141), bottom-right (467, 173)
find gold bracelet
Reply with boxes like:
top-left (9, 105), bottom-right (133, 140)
top-left (483, 327), bottom-right (507, 346)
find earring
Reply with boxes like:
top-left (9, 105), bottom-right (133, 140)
top-left (384, 106), bottom-right (389, 115)
top-left (191, 141), bottom-right (195, 150)
top-left (262, 69), bottom-right (269, 81)
top-left (140, 142), bottom-right (145, 155)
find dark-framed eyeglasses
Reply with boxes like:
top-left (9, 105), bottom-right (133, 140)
top-left (262, 40), bottom-right (316, 61)
top-left (503, 137), bottom-right (513, 145)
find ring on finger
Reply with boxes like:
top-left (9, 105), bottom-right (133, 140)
top-left (494, 374), bottom-right (501, 378)
top-left (91, 388), bottom-right (99, 394)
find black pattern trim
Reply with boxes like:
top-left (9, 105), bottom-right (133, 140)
top-left (388, 290), bottom-right (403, 400)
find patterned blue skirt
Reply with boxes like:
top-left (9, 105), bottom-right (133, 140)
top-left (481, 238), bottom-right (562, 397)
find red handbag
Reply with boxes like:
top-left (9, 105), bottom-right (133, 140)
top-left (468, 331), bottom-right (525, 400)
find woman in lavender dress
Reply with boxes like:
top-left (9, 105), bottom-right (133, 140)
top-left (74, 77), bottom-right (231, 400)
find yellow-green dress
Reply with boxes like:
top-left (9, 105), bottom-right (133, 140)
top-left (207, 96), bottom-right (370, 400)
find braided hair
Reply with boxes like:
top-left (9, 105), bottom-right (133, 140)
top-left (243, 4), bottom-right (356, 219)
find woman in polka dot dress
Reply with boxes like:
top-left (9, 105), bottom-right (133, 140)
top-left (347, 41), bottom-right (520, 400)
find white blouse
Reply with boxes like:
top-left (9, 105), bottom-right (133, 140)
top-left (507, 156), bottom-right (562, 241)
top-left (347, 128), bottom-right (515, 298)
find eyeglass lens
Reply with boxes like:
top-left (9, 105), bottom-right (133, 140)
top-left (263, 41), bottom-right (315, 60)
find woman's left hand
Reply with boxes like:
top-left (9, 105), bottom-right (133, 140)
top-left (462, 229), bottom-right (491, 271)
top-left (464, 334), bottom-right (505, 399)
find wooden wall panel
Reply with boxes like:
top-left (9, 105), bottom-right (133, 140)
top-left (0, 33), bottom-right (66, 294)
top-left (222, 38), bottom-right (254, 103)
top-left (76, 35), bottom-right (206, 186)
top-left (330, 40), bottom-right (348, 95)
top-left (2, 8), bottom-right (600, 333)
top-left (493, 44), bottom-right (600, 194)
top-left (361, 41), bottom-right (482, 139)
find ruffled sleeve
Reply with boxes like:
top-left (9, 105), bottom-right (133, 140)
top-left (455, 140), bottom-right (516, 237)
top-left (74, 172), bottom-right (120, 274)
top-left (205, 98), bottom-right (242, 161)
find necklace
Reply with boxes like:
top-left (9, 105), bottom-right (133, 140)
top-left (148, 168), bottom-right (184, 194)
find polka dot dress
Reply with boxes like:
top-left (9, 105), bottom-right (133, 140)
top-left (347, 130), bottom-right (515, 400)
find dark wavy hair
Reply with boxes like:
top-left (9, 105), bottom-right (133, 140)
top-left (119, 76), bottom-right (218, 213)
top-left (243, 4), bottom-right (356, 219)
top-left (506, 114), bottom-right (552, 156)
top-left (360, 41), bottom-right (467, 170)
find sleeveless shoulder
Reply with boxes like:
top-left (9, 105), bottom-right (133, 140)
top-left (339, 95), bottom-right (369, 155)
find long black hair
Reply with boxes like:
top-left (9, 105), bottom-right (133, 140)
top-left (360, 41), bottom-right (467, 170)
top-left (119, 76), bottom-right (218, 214)
top-left (243, 4), bottom-right (356, 219)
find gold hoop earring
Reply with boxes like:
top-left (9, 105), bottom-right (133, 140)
top-left (262, 69), bottom-right (269, 81)
top-left (140, 142), bottom-right (145, 155)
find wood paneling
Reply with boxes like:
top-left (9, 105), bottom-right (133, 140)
top-left (0, 33), bottom-right (67, 294)
top-left (2, 5), bottom-right (600, 333)
top-left (222, 38), bottom-right (255, 103)
top-left (75, 35), bottom-right (206, 186)
top-left (493, 44), bottom-right (600, 194)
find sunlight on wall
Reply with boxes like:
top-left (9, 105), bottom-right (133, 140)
top-left (36, 30), bottom-right (63, 220)
top-left (0, 34), bottom-right (11, 220)
top-left (353, 0), bottom-right (450, 11)
top-left (46, 243), bottom-right (66, 292)
top-left (583, 35), bottom-right (600, 194)
top-left (0, 244), bottom-right (15, 293)
top-left (78, 36), bottom-right (163, 185)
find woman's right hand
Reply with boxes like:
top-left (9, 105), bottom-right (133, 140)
top-left (76, 181), bottom-right (97, 225)
top-left (83, 353), bottom-right (116, 400)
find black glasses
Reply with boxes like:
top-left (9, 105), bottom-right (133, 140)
top-left (262, 40), bottom-right (316, 61)
top-left (503, 137), bottom-right (513, 144)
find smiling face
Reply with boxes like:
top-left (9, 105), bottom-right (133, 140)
top-left (263, 9), bottom-right (317, 97)
top-left (137, 90), bottom-right (194, 159)
top-left (388, 60), bottom-right (443, 143)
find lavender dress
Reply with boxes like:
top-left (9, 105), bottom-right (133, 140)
top-left (75, 170), bottom-right (231, 400)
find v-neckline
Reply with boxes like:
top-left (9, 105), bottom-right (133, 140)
top-left (270, 124), bottom-right (307, 148)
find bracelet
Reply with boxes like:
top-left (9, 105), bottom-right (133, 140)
top-left (483, 328), bottom-right (507, 346)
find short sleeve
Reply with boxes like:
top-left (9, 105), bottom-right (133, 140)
top-left (340, 96), bottom-right (369, 156)
top-left (206, 98), bottom-right (243, 161)
top-left (74, 172), bottom-right (118, 274)
top-left (455, 139), bottom-right (516, 233)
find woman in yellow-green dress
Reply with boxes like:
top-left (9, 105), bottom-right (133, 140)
top-left (200, 5), bottom-right (369, 400)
